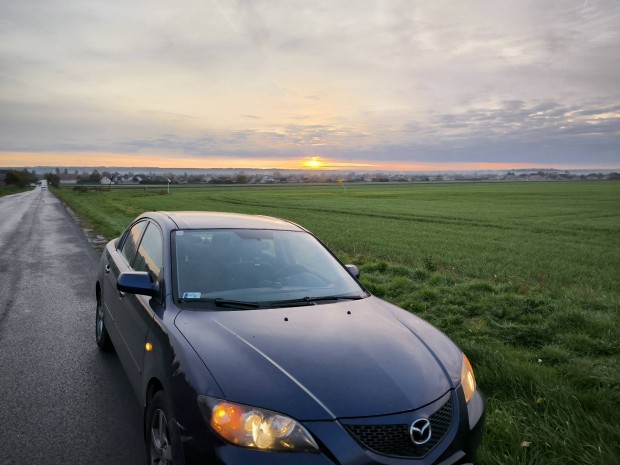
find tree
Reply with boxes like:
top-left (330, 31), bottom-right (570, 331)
top-left (5, 170), bottom-right (36, 188)
top-left (45, 173), bottom-right (60, 188)
top-left (235, 174), bottom-right (248, 184)
top-left (88, 169), bottom-right (102, 183)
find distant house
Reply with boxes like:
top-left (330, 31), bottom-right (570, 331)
top-left (100, 177), bottom-right (113, 185)
top-left (115, 175), bottom-right (142, 184)
top-left (58, 173), bottom-right (78, 184)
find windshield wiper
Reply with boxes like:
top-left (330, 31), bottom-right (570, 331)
top-left (268, 294), bottom-right (367, 307)
top-left (213, 298), bottom-right (261, 309)
top-left (177, 297), bottom-right (261, 309)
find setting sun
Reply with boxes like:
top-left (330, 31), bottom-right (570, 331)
top-left (303, 157), bottom-right (323, 169)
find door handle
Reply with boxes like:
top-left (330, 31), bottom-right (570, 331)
top-left (105, 265), bottom-right (111, 274)
top-left (119, 291), bottom-right (125, 299)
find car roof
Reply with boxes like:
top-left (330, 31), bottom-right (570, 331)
top-left (144, 211), bottom-right (306, 232)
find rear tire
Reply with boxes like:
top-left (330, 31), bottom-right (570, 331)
top-left (146, 391), bottom-right (184, 465)
top-left (95, 293), bottom-right (113, 351)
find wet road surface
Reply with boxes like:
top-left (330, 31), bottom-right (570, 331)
top-left (0, 188), bottom-right (145, 464)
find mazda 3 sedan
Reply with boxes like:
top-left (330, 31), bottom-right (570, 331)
top-left (95, 211), bottom-right (484, 465)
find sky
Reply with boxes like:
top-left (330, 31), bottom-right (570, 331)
top-left (1, 0), bottom-right (619, 171)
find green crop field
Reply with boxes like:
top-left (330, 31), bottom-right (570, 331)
top-left (55, 181), bottom-right (620, 465)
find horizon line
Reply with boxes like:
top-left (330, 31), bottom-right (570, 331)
top-left (2, 164), bottom-right (619, 173)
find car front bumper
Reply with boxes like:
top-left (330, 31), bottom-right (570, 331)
top-left (182, 387), bottom-right (485, 465)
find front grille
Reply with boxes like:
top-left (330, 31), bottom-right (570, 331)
top-left (344, 396), bottom-right (453, 458)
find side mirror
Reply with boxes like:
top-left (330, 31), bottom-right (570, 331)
top-left (345, 264), bottom-right (360, 279)
top-left (117, 272), bottom-right (158, 296)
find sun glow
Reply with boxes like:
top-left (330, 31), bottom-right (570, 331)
top-left (0, 151), bottom-right (609, 172)
top-left (302, 157), bottom-right (324, 169)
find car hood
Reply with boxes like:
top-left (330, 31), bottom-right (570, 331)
top-left (175, 296), bottom-right (462, 420)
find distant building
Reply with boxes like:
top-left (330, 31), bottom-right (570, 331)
top-left (115, 175), bottom-right (141, 184)
top-left (100, 177), bottom-right (113, 185)
top-left (58, 173), bottom-right (78, 184)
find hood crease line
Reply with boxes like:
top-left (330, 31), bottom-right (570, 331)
top-left (213, 319), bottom-right (337, 420)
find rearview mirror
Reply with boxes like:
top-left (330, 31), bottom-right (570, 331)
top-left (117, 272), bottom-right (158, 296)
top-left (345, 264), bottom-right (360, 279)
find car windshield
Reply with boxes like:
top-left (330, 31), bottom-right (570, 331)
top-left (173, 228), bottom-right (366, 307)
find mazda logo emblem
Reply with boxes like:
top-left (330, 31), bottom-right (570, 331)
top-left (410, 418), bottom-right (432, 445)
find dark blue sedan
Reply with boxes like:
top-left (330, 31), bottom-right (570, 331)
top-left (95, 211), bottom-right (484, 464)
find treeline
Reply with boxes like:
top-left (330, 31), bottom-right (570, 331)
top-left (3, 169), bottom-right (38, 188)
top-left (1, 169), bottom-right (66, 188)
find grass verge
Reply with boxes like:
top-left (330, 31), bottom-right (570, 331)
top-left (0, 186), bottom-right (30, 197)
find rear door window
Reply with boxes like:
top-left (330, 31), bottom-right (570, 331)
top-left (133, 222), bottom-right (163, 282)
top-left (120, 221), bottom-right (147, 265)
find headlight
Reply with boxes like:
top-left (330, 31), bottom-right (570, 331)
top-left (198, 396), bottom-right (319, 452)
top-left (461, 354), bottom-right (477, 404)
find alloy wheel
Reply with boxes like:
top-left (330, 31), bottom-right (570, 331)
top-left (150, 408), bottom-right (174, 465)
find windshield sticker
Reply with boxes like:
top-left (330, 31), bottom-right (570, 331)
top-left (176, 230), bottom-right (184, 236)
top-left (182, 292), bottom-right (201, 299)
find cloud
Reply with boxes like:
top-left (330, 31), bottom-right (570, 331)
top-left (0, 0), bottom-right (619, 168)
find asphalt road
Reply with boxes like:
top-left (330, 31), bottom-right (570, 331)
top-left (0, 188), bottom-right (145, 464)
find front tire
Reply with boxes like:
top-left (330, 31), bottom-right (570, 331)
top-left (95, 293), bottom-right (113, 351)
top-left (146, 391), bottom-right (184, 465)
